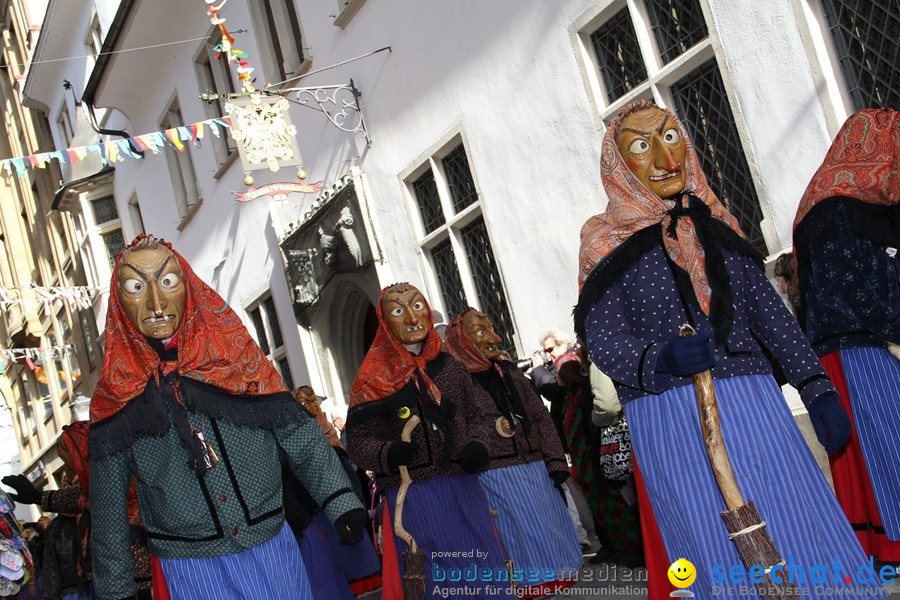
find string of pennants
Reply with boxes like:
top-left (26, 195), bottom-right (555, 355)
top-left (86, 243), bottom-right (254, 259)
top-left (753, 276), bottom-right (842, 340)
top-left (0, 285), bottom-right (97, 314)
top-left (0, 117), bottom-right (232, 178)
top-left (1, 345), bottom-right (74, 366)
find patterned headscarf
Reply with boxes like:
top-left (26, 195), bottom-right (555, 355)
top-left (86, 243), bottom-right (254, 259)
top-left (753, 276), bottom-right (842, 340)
top-left (793, 108), bottom-right (899, 228)
top-left (90, 234), bottom-right (287, 423)
top-left (349, 284), bottom-right (443, 408)
top-left (577, 100), bottom-right (744, 314)
top-left (59, 421), bottom-right (90, 493)
top-left (443, 307), bottom-right (492, 373)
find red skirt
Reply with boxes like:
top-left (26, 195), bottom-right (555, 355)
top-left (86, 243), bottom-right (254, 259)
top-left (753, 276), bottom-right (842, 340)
top-left (821, 351), bottom-right (900, 561)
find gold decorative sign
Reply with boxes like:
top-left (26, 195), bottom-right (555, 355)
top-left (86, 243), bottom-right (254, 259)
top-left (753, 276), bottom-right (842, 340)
top-left (225, 93), bottom-right (303, 173)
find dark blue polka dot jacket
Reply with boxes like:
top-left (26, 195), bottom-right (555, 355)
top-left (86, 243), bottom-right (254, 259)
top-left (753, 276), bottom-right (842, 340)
top-left (576, 227), bottom-right (835, 406)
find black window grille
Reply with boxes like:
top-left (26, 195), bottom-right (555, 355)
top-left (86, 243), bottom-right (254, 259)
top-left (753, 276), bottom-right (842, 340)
top-left (250, 307), bottom-right (270, 355)
top-left (101, 229), bottom-right (126, 268)
top-left (412, 169), bottom-right (446, 234)
top-left (264, 296), bottom-right (284, 348)
top-left (644, 0), bottom-right (709, 64)
top-left (821, 0), bottom-right (899, 110)
top-left (590, 8), bottom-right (648, 103)
top-left (670, 59), bottom-right (767, 253)
top-left (278, 357), bottom-right (294, 390)
top-left (442, 144), bottom-right (478, 213)
top-left (460, 218), bottom-right (515, 350)
top-left (91, 196), bottom-right (119, 224)
top-left (430, 238), bottom-right (467, 320)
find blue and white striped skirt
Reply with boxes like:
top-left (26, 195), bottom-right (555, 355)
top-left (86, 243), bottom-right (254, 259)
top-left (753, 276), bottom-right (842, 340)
top-left (310, 511), bottom-right (380, 582)
top-left (296, 515), bottom-right (355, 600)
top-left (625, 374), bottom-right (882, 600)
top-left (157, 521), bottom-right (312, 600)
top-left (385, 474), bottom-right (512, 598)
top-left (477, 460), bottom-right (582, 576)
top-left (840, 346), bottom-right (900, 541)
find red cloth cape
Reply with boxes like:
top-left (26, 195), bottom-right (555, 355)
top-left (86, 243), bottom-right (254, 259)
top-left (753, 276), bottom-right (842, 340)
top-left (348, 285), bottom-right (443, 408)
top-left (90, 235), bottom-right (286, 424)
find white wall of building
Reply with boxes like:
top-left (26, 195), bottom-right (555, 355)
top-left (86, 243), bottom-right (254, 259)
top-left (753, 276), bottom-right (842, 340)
top-left (28, 0), bottom-right (849, 396)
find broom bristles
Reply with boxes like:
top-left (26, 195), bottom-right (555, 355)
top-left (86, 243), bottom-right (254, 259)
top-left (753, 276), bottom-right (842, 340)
top-left (721, 500), bottom-right (798, 599)
top-left (403, 548), bottom-right (426, 600)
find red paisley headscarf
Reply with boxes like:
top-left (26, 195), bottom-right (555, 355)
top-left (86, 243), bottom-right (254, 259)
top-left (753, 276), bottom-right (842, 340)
top-left (59, 421), bottom-right (90, 493)
top-left (577, 100), bottom-right (744, 314)
top-left (794, 108), bottom-right (899, 228)
top-left (443, 308), bottom-right (492, 373)
top-left (348, 284), bottom-right (443, 408)
top-left (60, 421), bottom-right (140, 522)
top-left (90, 235), bottom-right (287, 423)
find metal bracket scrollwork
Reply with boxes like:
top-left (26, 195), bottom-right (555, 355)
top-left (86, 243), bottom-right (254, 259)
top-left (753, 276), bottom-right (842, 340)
top-left (283, 79), bottom-right (370, 144)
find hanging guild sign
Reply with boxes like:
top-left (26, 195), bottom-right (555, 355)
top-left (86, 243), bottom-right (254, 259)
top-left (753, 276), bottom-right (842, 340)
top-left (226, 93), bottom-right (303, 174)
top-left (279, 181), bottom-right (373, 310)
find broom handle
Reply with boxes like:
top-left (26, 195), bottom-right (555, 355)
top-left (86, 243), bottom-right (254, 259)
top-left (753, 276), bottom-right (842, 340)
top-left (393, 415), bottom-right (421, 553)
top-left (679, 324), bottom-right (745, 511)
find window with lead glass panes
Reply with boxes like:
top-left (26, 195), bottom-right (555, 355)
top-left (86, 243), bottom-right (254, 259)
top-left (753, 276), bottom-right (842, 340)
top-left (247, 292), bottom-right (293, 388)
top-left (578, 0), bottom-right (768, 253)
top-left (90, 195), bottom-right (126, 268)
top-left (818, 0), bottom-right (899, 110)
top-left (406, 139), bottom-right (517, 350)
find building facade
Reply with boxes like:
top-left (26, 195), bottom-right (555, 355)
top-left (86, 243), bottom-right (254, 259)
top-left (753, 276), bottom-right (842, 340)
top-left (0, 0), bottom-right (106, 520)
top-left (2, 0), bottom-right (896, 499)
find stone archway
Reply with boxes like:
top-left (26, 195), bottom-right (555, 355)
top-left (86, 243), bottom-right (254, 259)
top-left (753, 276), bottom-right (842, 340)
top-left (309, 275), bottom-right (378, 406)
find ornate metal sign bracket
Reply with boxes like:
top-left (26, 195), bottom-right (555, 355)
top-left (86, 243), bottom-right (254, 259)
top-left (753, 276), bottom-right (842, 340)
top-left (282, 79), bottom-right (370, 145)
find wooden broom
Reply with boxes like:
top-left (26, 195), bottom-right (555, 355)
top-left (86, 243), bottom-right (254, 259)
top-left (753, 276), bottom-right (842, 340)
top-left (394, 415), bottom-right (426, 600)
top-left (679, 324), bottom-right (797, 598)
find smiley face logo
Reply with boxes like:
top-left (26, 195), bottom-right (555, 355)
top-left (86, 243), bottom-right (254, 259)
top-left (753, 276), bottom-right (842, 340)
top-left (667, 558), bottom-right (697, 589)
top-left (397, 406), bottom-right (411, 419)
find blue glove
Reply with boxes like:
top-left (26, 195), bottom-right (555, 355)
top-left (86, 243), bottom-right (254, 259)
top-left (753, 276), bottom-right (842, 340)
top-left (656, 332), bottom-right (714, 376)
top-left (808, 392), bottom-right (850, 454)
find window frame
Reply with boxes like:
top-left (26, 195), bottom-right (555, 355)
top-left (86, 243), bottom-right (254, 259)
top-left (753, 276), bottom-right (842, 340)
top-left (194, 30), bottom-right (238, 172)
top-left (56, 103), bottom-right (74, 148)
top-left (159, 95), bottom-right (202, 224)
top-left (89, 194), bottom-right (125, 269)
top-left (244, 291), bottom-right (293, 389)
top-left (792, 0), bottom-right (898, 134)
top-left (85, 12), bottom-right (102, 63)
top-left (250, 0), bottom-right (310, 83)
top-left (570, 0), bottom-right (774, 252)
top-left (400, 130), bottom-right (520, 354)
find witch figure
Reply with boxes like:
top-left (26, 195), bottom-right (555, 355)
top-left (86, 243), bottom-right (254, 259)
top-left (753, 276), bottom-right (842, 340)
top-left (573, 100), bottom-right (880, 599)
top-left (345, 283), bottom-right (511, 599)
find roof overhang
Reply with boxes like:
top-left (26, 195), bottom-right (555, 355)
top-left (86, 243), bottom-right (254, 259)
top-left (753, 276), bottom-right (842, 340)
top-left (52, 166), bottom-right (115, 211)
top-left (83, 0), bottom-right (206, 116)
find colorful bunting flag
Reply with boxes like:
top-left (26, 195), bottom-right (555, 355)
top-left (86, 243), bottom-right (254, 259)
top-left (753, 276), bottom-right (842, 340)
top-left (0, 117), bottom-right (232, 175)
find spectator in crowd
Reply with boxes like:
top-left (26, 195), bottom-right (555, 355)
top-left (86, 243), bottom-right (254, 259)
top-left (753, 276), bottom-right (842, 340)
top-left (773, 251), bottom-right (802, 319)
top-left (553, 346), bottom-right (642, 567)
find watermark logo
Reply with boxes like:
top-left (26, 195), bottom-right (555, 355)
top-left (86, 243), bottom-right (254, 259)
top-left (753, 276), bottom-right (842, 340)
top-left (668, 559), bottom-right (697, 597)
